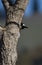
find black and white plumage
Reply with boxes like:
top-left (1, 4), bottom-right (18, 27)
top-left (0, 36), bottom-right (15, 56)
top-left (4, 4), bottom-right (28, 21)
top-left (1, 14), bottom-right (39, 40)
top-left (20, 23), bottom-right (28, 29)
top-left (0, 22), bottom-right (28, 31)
top-left (6, 22), bottom-right (28, 30)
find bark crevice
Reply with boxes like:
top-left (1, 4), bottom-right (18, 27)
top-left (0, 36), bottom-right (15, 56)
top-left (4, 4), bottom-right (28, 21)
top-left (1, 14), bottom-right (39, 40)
top-left (0, 0), bottom-right (29, 65)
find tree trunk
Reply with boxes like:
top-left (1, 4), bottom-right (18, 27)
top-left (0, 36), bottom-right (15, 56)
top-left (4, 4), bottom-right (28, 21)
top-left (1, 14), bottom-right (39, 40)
top-left (1, 0), bottom-right (29, 65)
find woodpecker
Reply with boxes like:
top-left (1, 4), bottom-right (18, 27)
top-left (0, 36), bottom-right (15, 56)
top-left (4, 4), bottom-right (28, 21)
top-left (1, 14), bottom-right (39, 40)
top-left (0, 22), bottom-right (28, 31)
top-left (20, 23), bottom-right (28, 30)
top-left (6, 22), bottom-right (28, 30)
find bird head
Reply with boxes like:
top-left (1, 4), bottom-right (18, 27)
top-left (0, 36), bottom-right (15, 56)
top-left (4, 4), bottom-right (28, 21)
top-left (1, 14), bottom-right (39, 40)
top-left (20, 23), bottom-right (28, 30)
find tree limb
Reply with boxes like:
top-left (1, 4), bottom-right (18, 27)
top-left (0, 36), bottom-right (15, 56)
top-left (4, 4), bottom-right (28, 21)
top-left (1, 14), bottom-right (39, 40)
top-left (2, 0), bottom-right (10, 10)
top-left (1, 0), bottom-right (29, 65)
top-left (6, 0), bottom-right (29, 24)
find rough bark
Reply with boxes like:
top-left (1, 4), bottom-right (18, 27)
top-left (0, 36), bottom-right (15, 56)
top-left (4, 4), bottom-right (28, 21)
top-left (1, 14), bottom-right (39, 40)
top-left (1, 0), bottom-right (29, 65)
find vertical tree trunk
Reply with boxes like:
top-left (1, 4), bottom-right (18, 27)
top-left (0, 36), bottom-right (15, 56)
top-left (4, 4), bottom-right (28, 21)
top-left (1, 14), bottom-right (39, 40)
top-left (1, 0), bottom-right (29, 65)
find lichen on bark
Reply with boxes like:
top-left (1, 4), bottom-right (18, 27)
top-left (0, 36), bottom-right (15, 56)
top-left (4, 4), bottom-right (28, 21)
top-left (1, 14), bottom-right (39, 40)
top-left (1, 0), bottom-right (29, 65)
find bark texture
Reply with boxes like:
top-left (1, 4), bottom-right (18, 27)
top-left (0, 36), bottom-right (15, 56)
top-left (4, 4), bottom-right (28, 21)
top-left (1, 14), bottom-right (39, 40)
top-left (1, 0), bottom-right (29, 65)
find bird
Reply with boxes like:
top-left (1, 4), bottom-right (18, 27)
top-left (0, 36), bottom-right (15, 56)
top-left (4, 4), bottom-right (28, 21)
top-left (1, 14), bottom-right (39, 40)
top-left (0, 23), bottom-right (28, 31)
top-left (6, 22), bottom-right (28, 30)
top-left (20, 23), bottom-right (28, 30)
